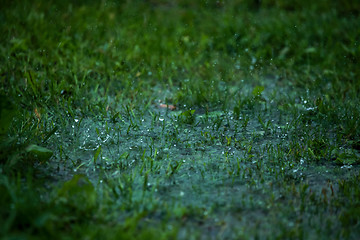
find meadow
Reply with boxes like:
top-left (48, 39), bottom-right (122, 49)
top-left (1, 0), bottom-right (360, 239)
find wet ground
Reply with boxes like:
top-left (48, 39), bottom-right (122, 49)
top-left (38, 81), bottom-right (359, 238)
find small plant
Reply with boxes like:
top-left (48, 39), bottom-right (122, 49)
top-left (177, 109), bottom-right (196, 125)
top-left (166, 159), bottom-right (183, 177)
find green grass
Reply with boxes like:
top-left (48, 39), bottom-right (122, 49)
top-left (1, 0), bottom-right (360, 239)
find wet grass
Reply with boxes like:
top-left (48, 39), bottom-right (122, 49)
top-left (1, 0), bottom-right (360, 239)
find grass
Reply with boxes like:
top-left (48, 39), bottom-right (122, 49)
top-left (1, 0), bottom-right (360, 239)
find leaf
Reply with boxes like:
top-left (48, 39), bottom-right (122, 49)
top-left (111, 111), bottom-right (120, 122)
top-left (56, 174), bottom-right (96, 213)
top-left (26, 144), bottom-right (53, 162)
top-left (94, 145), bottom-right (102, 164)
top-left (335, 152), bottom-right (360, 165)
top-left (252, 86), bottom-right (265, 97)
top-left (178, 109), bottom-right (196, 124)
top-left (24, 71), bottom-right (38, 97)
top-left (255, 130), bottom-right (265, 136)
top-left (304, 47), bottom-right (316, 53)
top-left (233, 105), bottom-right (241, 119)
top-left (180, 109), bottom-right (195, 117)
top-left (42, 126), bottom-right (59, 143)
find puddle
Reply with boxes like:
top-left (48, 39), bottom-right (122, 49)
top-left (37, 97), bottom-right (360, 238)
